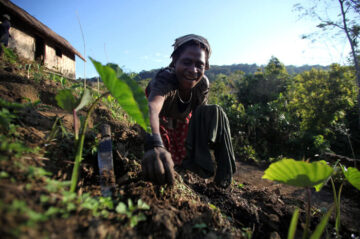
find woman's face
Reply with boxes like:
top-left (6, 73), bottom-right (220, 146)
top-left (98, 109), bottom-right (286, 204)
top-left (174, 45), bottom-right (206, 91)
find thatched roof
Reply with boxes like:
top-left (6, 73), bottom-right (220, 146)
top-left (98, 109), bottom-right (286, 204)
top-left (0, 0), bottom-right (85, 61)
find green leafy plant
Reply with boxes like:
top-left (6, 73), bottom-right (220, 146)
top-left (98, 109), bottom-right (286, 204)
top-left (79, 193), bottom-right (114, 217)
top-left (55, 58), bottom-right (149, 192)
top-left (91, 59), bottom-right (150, 130)
top-left (286, 206), bottom-right (335, 239)
top-left (262, 158), bottom-right (333, 187)
top-left (342, 166), bottom-right (360, 190)
top-left (232, 180), bottom-right (244, 189)
top-left (193, 223), bottom-right (208, 235)
top-left (0, 99), bottom-right (40, 160)
top-left (55, 88), bottom-right (91, 141)
top-left (327, 165), bottom-right (360, 235)
top-left (262, 158), bottom-right (333, 239)
top-left (1, 44), bottom-right (17, 64)
top-left (115, 199), bottom-right (150, 228)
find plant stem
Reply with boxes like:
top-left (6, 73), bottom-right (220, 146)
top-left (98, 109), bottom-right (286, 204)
top-left (303, 187), bottom-right (311, 239)
top-left (73, 109), bottom-right (79, 141)
top-left (70, 92), bottom-right (110, 192)
top-left (337, 182), bottom-right (344, 234)
top-left (331, 177), bottom-right (344, 235)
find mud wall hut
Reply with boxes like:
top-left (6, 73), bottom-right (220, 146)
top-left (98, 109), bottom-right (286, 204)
top-left (0, 0), bottom-right (85, 79)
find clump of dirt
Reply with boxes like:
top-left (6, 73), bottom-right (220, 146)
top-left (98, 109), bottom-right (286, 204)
top-left (1, 64), bottom-right (359, 239)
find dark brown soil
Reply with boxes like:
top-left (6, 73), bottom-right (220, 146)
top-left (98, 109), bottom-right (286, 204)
top-left (0, 64), bottom-right (359, 239)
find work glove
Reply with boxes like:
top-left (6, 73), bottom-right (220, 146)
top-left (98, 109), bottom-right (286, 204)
top-left (142, 134), bottom-right (175, 185)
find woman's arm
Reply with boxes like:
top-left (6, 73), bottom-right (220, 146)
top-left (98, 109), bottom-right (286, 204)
top-left (142, 92), bottom-right (175, 185)
top-left (148, 93), bottom-right (165, 135)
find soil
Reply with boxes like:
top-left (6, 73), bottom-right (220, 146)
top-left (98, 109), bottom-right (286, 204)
top-left (0, 63), bottom-right (359, 239)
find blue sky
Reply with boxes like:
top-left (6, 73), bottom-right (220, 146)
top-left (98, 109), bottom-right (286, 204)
top-left (12, 0), bottom-right (350, 78)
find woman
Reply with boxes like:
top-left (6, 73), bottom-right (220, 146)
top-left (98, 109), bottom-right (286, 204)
top-left (142, 34), bottom-right (236, 188)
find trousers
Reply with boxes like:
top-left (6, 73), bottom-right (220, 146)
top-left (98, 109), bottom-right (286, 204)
top-left (184, 104), bottom-right (236, 188)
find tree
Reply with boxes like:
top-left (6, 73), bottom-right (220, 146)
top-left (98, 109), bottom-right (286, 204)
top-left (236, 57), bottom-right (289, 106)
top-left (287, 64), bottom-right (357, 156)
top-left (295, 0), bottom-right (360, 127)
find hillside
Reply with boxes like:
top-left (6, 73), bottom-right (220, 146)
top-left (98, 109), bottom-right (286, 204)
top-left (0, 51), bottom-right (359, 239)
top-left (137, 63), bottom-right (329, 82)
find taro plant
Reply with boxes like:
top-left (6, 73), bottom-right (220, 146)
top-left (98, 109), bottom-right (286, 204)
top-left (55, 58), bottom-right (150, 192)
top-left (262, 158), bottom-right (334, 239)
top-left (327, 164), bottom-right (360, 236)
top-left (55, 88), bottom-right (91, 141)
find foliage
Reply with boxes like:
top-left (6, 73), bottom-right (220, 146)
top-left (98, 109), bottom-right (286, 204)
top-left (342, 166), bottom-right (360, 190)
top-left (55, 88), bottom-right (94, 192)
top-left (295, 0), bottom-right (360, 131)
top-left (55, 58), bottom-right (150, 192)
top-left (102, 94), bottom-right (127, 122)
top-left (0, 99), bottom-right (40, 160)
top-left (287, 64), bottom-right (357, 157)
top-left (1, 45), bottom-right (17, 64)
top-left (263, 158), bottom-right (335, 238)
top-left (288, 207), bottom-right (299, 239)
top-left (215, 58), bottom-right (358, 161)
top-left (106, 63), bottom-right (149, 128)
top-left (309, 206), bottom-right (334, 239)
top-left (288, 65), bottom-right (355, 134)
top-left (208, 75), bottom-right (231, 105)
top-left (137, 62), bottom-right (329, 82)
top-left (115, 198), bottom-right (150, 228)
top-left (91, 58), bottom-right (150, 131)
top-left (56, 89), bottom-right (88, 113)
top-left (236, 57), bottom-right (289, 106)
top-left (262, 159), bottom-right (333, 188)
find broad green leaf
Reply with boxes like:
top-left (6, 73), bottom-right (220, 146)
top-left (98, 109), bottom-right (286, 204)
top-left (342, 166), bottom-right (360, 191)
top-left (287, 208), bottom-right (299, 239)
top-left (115, 202), bottom-right (127, 214)
top-left (55, 89), bottom-right (77, 112)
top-left (262, 158), bottom-right (333, 187)
top-left (107, 63), bottom-right (150, 130)
top-left (74, 89), bottom-right (91, 111)
top-left (310, 206), bottom-right (334, 239)
top-left (313, 160), bottom-right (332, 192)
top-left (90, 58), bottom-right (149, 131)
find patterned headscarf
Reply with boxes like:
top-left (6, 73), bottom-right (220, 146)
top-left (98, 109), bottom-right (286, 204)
top-left (170, 34), bottom-right (211, 69)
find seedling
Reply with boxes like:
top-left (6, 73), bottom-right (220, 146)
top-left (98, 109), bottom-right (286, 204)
top-left (330, 165), bottom-right (360, 235)
top-left (262, 158), bottom-right (333, 239)
top-left (193, 223), bottom-right (208, 234)
top-left (115, 198), bottom-right (150, 228)
top-left (55, 58), bottom-right (150, 192)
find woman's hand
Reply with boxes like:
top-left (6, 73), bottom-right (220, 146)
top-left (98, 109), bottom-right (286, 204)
top-left (142, 147), bottom-right (175, 185)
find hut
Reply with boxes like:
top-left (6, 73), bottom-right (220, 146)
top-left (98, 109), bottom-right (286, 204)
top-left (0, 0), bottom-right (85, 79)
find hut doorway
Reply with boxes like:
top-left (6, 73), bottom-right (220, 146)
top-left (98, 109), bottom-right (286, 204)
top-left (35, 37), bottom-right (44, 64)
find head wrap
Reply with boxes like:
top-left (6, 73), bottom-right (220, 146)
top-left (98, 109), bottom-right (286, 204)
top-left (3, 14), bottom-right (10, 21)
top-left (170, 34), bottom-right (211, 70)
top-left (172, 34), bottom-right (211, 58)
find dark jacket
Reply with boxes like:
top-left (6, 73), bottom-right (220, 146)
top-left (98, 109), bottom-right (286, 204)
top-left (0, 19), bottom-right (11, 46)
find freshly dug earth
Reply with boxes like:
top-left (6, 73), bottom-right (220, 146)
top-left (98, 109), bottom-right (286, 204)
top-left (0, 67), bottom-right (359, 239)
